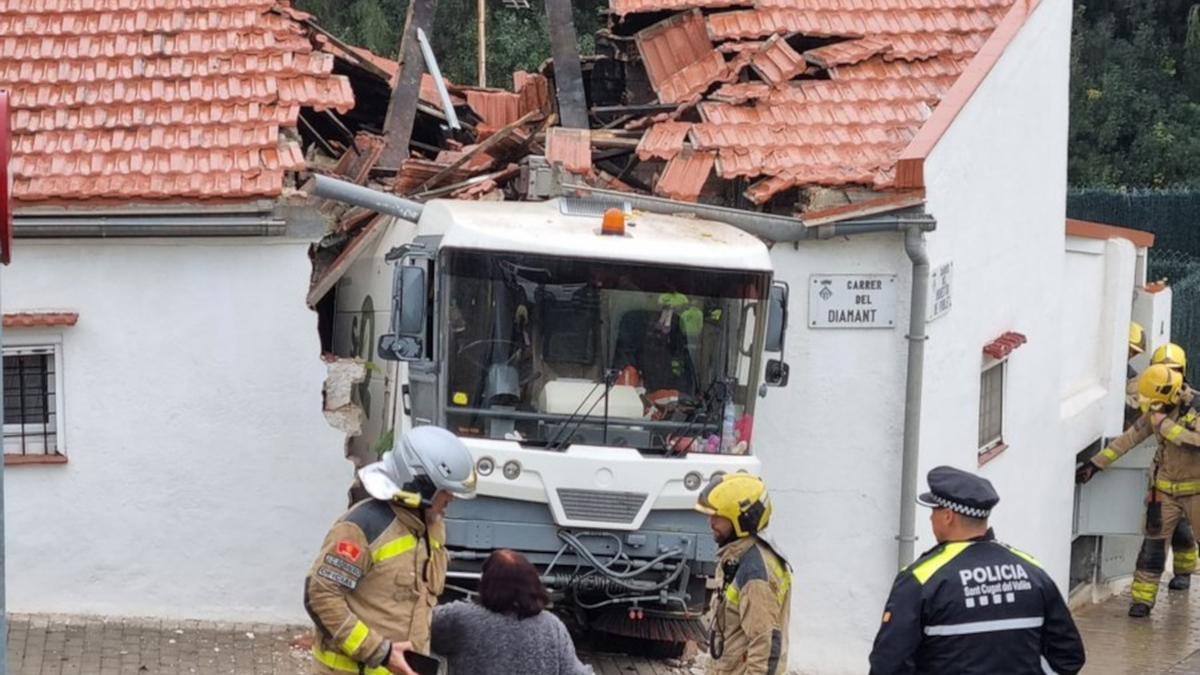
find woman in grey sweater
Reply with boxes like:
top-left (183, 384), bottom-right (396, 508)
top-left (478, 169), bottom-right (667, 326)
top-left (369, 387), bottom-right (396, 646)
top-left (432, 549), bottom-right (594, 675)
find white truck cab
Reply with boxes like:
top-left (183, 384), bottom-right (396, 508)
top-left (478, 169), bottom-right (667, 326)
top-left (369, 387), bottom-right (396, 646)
top-left (331, 188), bottom-right (791, 648)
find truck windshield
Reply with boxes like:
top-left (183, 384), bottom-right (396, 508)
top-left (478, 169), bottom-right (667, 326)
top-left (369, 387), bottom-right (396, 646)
top-left (442, 249), bottom-right (770, 453)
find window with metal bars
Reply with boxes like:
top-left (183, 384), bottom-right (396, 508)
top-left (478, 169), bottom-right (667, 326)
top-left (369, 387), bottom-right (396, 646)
top-left (3, 345), bottom-right (61, 456)
top-left (978, 360), bottom-right (1005, 451)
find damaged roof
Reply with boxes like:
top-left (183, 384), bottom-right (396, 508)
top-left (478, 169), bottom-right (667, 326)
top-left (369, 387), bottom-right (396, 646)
top-left (0, 0), bottom-right (355, 204)
top-left (622, 0), bottom-right (1019, 202)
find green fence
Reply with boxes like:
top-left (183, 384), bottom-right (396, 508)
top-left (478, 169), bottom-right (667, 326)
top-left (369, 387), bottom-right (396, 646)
top-left (1068, 189), bottom-right (1200, 254)
top-left (1068, 190), bottom-right (1200, 386)
top-left (1147, 250), bottom-right (1200, 386)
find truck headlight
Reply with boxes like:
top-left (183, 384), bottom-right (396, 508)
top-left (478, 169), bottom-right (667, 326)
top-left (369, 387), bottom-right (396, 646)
top-left (502, 460), bottom-right (522, 480)
top-left (477, 457), bottom-right (495, 476)
top-left (684, 471), bottom-right (704, 491)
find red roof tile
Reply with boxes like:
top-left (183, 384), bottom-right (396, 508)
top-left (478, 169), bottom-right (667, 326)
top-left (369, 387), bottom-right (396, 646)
top-left (3, 311), bottom-right (78, 328)
top-left (655, 150), bottom-right (715, 201)
top-left (546, 128), bottom-right (594, 176)
top-left (464, 90), bottom-right (523, 131)
top-left (707, 7), bottom-right (1006, 41)
top-left (804, 36), bottom-right (892, 68)
top-left (749, 35), bottom-right (807, 85)
top-left (513, 71), bottom-right (551, 119)
top-left (637, 122), bottom-right (692, 161)
top-left (612, 0), bottom-right (750, 17)
top-left (0, 0), bottom-right (354, 204)
top-left (608, 0), bottom-right (1017, 194)
top-left (636, 10), bottom-right (748, 104)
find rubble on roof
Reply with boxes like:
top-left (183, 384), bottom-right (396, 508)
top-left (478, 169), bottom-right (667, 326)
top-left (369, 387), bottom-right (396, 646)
top-left (305, 0), bottom-right (1016, 297)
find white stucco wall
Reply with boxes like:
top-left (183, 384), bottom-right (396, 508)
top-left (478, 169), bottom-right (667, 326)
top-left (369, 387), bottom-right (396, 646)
top-left (757, 234), bottom-right (912, 673)
top-left (1060, 236), bottom-right (1136, 451)
top-left (2, 238), bottom-right (349, 623)
top-left (753, 1), bottom-right (1076, 672)
top-left (918, 0), bottom-right (1073, 587)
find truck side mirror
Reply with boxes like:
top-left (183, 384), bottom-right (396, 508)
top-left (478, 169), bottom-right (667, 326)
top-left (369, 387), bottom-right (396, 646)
top-left (765, 282), bottom-right (788, 353)
top-left (761, 282), bottom-right (790, 393)
top-left (378, 264), bottom-right (428, 361)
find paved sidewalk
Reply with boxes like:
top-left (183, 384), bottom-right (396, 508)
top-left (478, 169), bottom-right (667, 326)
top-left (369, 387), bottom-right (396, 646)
top-left (4, 613), bottom-right (698, 675)
top-left (1074, 582), bottom-right (1200, 674)
top-left (5, 615), bottom-right (311, 675)
top-left (10, 591), bottom-right (1200, 675)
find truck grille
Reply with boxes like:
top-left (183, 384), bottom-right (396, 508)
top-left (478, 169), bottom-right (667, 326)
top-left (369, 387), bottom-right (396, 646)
top-left (557, 489), bottom-right (648, 524)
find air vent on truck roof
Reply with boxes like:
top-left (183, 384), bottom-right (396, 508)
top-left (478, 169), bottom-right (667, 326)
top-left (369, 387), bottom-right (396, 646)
top-left (560, 196), bottom-right (632, 218)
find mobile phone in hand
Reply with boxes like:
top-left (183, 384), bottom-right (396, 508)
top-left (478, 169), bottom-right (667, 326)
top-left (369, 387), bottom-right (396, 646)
top-left (402, 649), bottom-right (443, 675)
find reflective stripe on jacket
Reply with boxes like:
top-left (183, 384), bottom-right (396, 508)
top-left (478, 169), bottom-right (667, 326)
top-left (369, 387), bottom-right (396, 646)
top-left (707, 536), bottom-right (791, 675)
top-left (868, 532), bottom-right (1084, 675)
top-left (304, 499), bottom-right (446, 674)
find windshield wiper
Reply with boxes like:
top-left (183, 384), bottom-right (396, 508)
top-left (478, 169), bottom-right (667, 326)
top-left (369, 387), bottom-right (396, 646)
top-left (601, 368), bottom-right (617, 445)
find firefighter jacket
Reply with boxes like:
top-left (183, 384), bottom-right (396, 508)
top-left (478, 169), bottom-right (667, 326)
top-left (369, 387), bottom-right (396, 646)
top-left (1092, 403), bottom-right (1200, 496)
top-left (304, 499), bottom-right (448, 674)
top-left (868, 532), bottom-right (1084, 675)
top-left (707, 535), bottom-right (791, 675)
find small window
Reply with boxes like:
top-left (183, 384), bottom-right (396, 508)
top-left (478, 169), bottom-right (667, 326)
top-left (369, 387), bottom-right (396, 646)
top-left (978, 361), bottom-right (1005, 450)
top-left (3, 344), bottom-right (64, 457)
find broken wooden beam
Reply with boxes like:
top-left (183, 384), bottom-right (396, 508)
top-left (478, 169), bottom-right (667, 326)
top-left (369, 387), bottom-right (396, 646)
top-left (411, 109), bottom-right (540, 193)
top-left (545, 0), bottom-right (588, 128)
top-left (380, 0), bottom-right (440, 168)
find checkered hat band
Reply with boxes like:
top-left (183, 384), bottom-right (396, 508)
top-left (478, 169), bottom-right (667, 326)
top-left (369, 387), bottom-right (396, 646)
top-left (931, 494), bottom-right (990, 518)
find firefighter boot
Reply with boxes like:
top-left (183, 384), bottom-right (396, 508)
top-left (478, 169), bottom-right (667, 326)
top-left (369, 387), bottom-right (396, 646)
top-left (1169, 574), bottom-right (1192, 591)
top-left (1129, 603), bottom-right (1152, 618)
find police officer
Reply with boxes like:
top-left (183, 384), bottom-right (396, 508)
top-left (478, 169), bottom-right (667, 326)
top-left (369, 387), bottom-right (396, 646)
top-left (694, 474), bottom-right (791, 675)
top-left (304, 427), bottom-right (477, 675)
top-left (1078, 364), bottom-right (1200, 616)
top-left (869, 466), bottom-right (1085, 674)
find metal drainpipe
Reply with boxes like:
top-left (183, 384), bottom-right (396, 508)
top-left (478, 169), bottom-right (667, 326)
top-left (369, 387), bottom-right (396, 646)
top-left (897, 224), bottom-right (931, 568)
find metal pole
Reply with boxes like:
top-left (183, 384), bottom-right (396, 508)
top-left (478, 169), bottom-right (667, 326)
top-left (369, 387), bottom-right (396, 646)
top-left (477, 0), bottom-right (487, 87)
top-left (0, 89), bottom-right (10, 675)
top-left (416, 28), bottom-right (460, 130)
top-left (308, 175), bottom-right (426, 223)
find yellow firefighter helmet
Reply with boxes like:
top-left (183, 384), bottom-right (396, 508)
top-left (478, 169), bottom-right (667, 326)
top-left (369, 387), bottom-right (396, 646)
top-left (695, 473), bottom-right (771, 538)
top-left (1138, 364), bottom-right (1184, 412)
top-left (1151, 343), bottom-right (1187, 372)
top-left (1129, 322), bottom-right (1146, 355)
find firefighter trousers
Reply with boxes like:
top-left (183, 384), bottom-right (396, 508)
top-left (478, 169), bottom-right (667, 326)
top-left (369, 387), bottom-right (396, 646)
top-left (1133, 493), bottom-right (1200, 607)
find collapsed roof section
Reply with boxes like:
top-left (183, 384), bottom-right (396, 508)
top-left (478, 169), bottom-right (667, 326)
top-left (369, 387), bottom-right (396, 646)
top-left (600, 0), bottom-right (1015, 209)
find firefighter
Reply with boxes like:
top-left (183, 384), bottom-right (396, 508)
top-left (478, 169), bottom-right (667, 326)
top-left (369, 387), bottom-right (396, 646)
top-left (869, 466), bottom-right (1085, 675)
top-left (694, 474), bottom-right (791, 675)
top-left (1149, 343), bottom-right (1198, 591)
top-left (1077, 364), bottom-right (1200, 616)
top-left (304, 427), bottom-right (477, 675)
top-left (1124, 322), bottom-right (1147, 425)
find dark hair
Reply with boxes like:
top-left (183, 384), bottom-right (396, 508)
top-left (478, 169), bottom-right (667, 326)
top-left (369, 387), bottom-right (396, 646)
top-left (478, 549), bottom-right (550, 619)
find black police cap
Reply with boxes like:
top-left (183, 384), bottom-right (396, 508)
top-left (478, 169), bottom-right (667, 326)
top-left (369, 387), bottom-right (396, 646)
top-left (916, 465), bottom-right (1000, 518)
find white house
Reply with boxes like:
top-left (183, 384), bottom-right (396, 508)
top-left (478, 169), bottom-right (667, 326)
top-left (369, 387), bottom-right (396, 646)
top-left (0, 2), bottom-right (1162, 674)
top-left (0, 1), bottom-right (355, 622)
top-left (316, 0), bottom-right (1155, 672)
top-left (740, 0), bottom-right (1157, 671)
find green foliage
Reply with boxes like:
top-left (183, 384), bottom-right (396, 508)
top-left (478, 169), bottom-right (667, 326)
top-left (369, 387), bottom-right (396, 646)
top-left (372, 428), bottom-right (396, 458)
top-left (1070, 1), bottom-right (1200, 188)
top-left (296, 0), bottom-right (604, 87)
